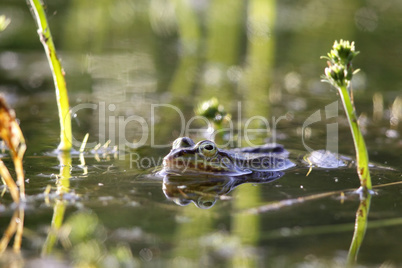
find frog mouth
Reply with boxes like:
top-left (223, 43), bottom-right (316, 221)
top-left (162, 156), bottom-right (251, 176)
top-left (163, 157), bottom-right (218, 173)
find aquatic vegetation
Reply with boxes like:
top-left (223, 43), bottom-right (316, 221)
top-left (321, 40), bottom-right (372, 193)
top-left (195, 97), bottom-right (231, 142)
top-left (195, 97), bottom-right (231, 129)
top-left (50, 211), bottom-right (139, 267)
top-left (321, 40), bottom-right (373, 264)
top-left (0, 96), bottom-right (26, 202)
top-left (0, 207), bottom-right (24, 255)
top-left (0, 15), bottom-right (10, 32)
top-left (0, 96), bottom-right (25, 254)
top-left (27, 0), bottom-right (72, 151)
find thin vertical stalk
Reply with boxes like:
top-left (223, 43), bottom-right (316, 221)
top-left (322, 40), bottom-right (372, 193)
top-left (28, 0), bottom-right (72, 151)
top-left (338, 85), bottom-right (372, 191)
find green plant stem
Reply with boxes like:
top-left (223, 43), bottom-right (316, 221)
top-left (57, 151), bottom-right (71, 194)
top-left (338, 85), bottom-right (372, 191)
top-left (28, 0), bottom-right (72, 151)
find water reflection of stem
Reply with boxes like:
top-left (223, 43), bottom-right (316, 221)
top-left (243, 183), bottom-right (377, 265)
top-left (0, 206), bottom-right (24, 254)
top-left (170, 206), bottom-right (215, 266)
top-left (347, 193), bottom-right (372, 265)
top-left (42, 200), bottom-right (66, 255)
top-left (13, 206), bottom-right (24, 251)
top-left (42, 151), bottom-right (71, 255)
top-left (231, 184), bottom-right (260, 267)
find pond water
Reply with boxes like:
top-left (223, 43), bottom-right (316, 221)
top-left (0, 1), bottom-right (401, 267)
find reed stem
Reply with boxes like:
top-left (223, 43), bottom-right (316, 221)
top-left (28, 0), bottom-right (72, 151)
top-left (322, 40), bottom-right (372, 193)
top-left (338, 85), bottom-right (372, 191)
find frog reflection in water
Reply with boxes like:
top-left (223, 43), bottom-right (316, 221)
top-left (162, 137), bottom-right (295, 176)
top-left (162, 172), bottom-right (285, 209)
top-left (161, 137), bottom-right (295, 209)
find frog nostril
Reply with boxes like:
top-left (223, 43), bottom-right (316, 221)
top-left (174, 151), bottom-right (184, 158)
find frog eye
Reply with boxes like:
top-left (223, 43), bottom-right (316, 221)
top-left (198, 141), bottom-right (218, 158)
top-left (172, 137), bottom-right (195, 149)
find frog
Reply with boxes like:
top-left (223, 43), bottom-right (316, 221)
top-left (161, 137), bottom-right (295, 176)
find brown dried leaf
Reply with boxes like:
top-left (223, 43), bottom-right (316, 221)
top-left (0, 96), bottom-right (25, 158)
top-left (0, 95), bottom-right (26, 201)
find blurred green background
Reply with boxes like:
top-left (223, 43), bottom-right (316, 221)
top-left (1, 0), bottom-right (401, 148)
top-left (0, 1), bottom-right (402, 267)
